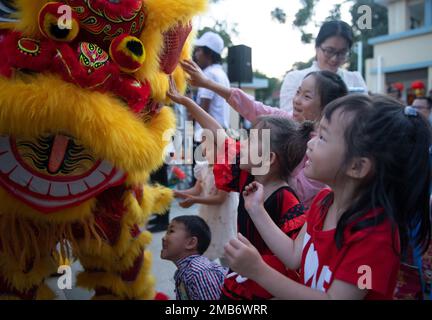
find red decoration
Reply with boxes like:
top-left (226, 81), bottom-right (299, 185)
top-left (411, 80), bottom-right (426, 98)
top-left (392, 82), bottom-right (404, 91)
top-left (172, 166), bottom-right (186, 180)
top-left (64, 0), bottom-right (146, 52)
top-left (154, 292), bottom-right (169, 300)
top-left (0, 31), bottom-right (57, 77)
top-left (38, 2), bottom-right (80, 42)
top-left (0, 31), bottom-right (152, 114)
top-left (109, 34), bottom-right (146, 73)
top-left (160, 23), bottom-right (192, 74)
top-left (411, 80), bottom-right (425, 90)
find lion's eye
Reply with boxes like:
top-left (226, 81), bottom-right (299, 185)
top-left (38, 2), bottom-right (80, 42)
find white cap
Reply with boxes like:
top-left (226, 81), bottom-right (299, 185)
top-left (194, 31), bottom-right (224, 55)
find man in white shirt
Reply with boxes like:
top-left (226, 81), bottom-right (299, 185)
top-left (192, 32), bottom-right (231, 142)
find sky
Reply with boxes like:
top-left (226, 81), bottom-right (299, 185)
top-left (194, 0), bottom-right (353, 80)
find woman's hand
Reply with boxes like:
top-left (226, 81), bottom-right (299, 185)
top-left (180, 60), bottom-right (210, 88)
top-left (224, 233), bottom-right (265, 280)
top-left (243, 182), bottom-right (265, 215)
top-left (167, 76), bottom-right (190, 105)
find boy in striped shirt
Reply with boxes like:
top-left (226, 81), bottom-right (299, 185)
top-left (161, 215), bottom-right (227, 300)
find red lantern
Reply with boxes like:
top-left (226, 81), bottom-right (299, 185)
top-left (411, 80), bottom-right (425, 97)
top-left (392, 82), bottom-right (404, 91)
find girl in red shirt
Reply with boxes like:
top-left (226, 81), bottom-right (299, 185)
top-left (167, 78), bottom-right (312, 299)
top-left (225, 95), bottom-right (431, 299)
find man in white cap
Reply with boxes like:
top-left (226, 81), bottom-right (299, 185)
top-left (192, 31), bottom-right (231, 144)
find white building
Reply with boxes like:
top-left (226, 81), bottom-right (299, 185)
top-left (366, 0), bottom-right (432, 100)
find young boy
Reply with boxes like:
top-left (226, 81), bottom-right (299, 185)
top-left (161, 215), bottom-right (227, 300)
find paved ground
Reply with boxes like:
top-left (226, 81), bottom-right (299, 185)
top-left (46, 198), bottom-right (198, 300)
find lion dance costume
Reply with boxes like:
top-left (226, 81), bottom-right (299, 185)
top-left (0, 0), bottom-right (206, 299)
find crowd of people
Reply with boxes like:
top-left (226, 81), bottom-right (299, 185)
top-left (153, 20), bottom-right (432, 300)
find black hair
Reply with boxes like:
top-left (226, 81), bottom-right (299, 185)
top-left (304, 70), bottom-right (349, 114)
top-left (315, 20), bottom-right (354, 49)
top-left (172, 215), bottom-right (211, 254)
top-left (322, 94), bottom-right (431, 255)
top-left (415, 96), bottom-right (432, 109)
top-left (201, 46), bottom-right (222, 64)
top-left (254, 116), bottom-right (315, 180)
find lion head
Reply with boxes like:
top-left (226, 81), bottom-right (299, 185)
top-left (0, 0), bottom-right (207, 216)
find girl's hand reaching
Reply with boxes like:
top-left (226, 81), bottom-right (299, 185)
top-left (180, 60), bottom-right (209, 88)
top-left (224, 233), bottom-right (265, 280)
top-left (243, 182), bottom-right (265, 215)
top-left (167, 76), bottom-right (190, 105)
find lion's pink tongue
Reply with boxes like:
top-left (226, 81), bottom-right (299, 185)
top-left (48, 135), bottom-right (69, 174)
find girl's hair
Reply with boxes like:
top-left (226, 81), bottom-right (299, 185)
top-left (315, 20), bottom-right (354, 49)
top-left (322, 94), bottom-right (432, 255)
top-left (304, 70), bottom-right (348, 114)
top-left (254, 116), bottom-right (314, 180)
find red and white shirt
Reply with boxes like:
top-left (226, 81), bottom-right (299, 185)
top-left (300, 189), bottom-right (400, 299)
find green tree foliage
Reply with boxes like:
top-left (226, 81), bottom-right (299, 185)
top-left (271, 8), bottom-right (287, 24)
top-left (253, 71), bottom-right (281, 103)
top-left (293, 0), bottom-right (318, 44)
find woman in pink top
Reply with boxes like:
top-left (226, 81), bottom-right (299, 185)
top-left (180, 60), bottom-right (348, 208)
